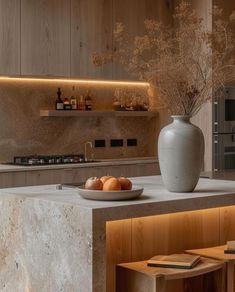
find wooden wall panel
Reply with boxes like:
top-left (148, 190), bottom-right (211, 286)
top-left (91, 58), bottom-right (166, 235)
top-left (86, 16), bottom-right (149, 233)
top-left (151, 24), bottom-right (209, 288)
top-left (131, 209), bottom-right (220, 262)
top-left (0, 0), bottom-right (20, 74)
top-left (71, 0), bottom-right (113, 79)
top-left (220, 206), bottom-right (235, 244)
top-left (112, 0), bottom-right (174, 80)
top-left (21, 0), bottom-right (70, 76)
top-left (106, 219), bottom-right (132, 292)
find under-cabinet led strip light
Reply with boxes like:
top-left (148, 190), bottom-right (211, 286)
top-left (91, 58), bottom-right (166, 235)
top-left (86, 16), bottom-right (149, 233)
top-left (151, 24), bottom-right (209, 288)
top-left (0, 76), bottom-right (149, 87)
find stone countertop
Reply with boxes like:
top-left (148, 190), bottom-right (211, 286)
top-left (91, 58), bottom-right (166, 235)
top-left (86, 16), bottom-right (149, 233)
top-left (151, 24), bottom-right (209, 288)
top-left (1, 175), bottom-right (235, 221)
top-left (0, 156), bottom-right (158, 173)
top-left (2, 175), bottom-right (235, 292)
top-left (201, 170), bottom-right (235, 181)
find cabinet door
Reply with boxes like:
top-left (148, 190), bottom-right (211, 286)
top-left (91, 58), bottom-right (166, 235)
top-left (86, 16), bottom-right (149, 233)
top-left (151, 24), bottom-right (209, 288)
top-left (21, 0), bottom-right (70, 76)
top-left (112, 0), bottom-right (173, 80)
top-left (124, 163), bottom-right (160, 177)
top-left (71, 0), bottom-right (112, 79)
top-left (104, 165), bottom-right (124, 177)
top-left (0, 172), bottom-right (26, 188)
top-left (26, 169), bottom-right (69, 186)
top-left (0, 0), bottom-right (20, 74)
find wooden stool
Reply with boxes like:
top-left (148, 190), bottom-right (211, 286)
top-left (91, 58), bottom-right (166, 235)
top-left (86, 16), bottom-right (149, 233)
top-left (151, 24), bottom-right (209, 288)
top-left (186, 245), bottom-right (235, 292)
top-left (116, 257), bottom-right (225, 292)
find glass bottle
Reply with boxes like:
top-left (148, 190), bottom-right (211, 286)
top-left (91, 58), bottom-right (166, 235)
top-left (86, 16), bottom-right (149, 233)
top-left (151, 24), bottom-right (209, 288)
top-left (55, 88), bottom-right (64, 110)
top-left (79, 96), bottom-right (85, 111)
top-left (70, 86), bottom-right (77, 110)
top-left (85, 90), bottom-right (93, 111)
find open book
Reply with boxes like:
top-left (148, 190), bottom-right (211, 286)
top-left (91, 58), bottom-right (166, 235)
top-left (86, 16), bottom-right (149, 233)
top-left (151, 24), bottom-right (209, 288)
top-left (147, 253), bottom-right (201, 269)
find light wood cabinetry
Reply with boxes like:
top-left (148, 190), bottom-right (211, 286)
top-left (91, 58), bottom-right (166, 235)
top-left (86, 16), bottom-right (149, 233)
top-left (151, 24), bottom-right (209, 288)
top-left (112, 0), bottom-right (173, 80)
top-left (21, 0), bottom-right (70, 76)
top-left (0, 0), bottom-right (20, 74)
top-left (71, 0), bottom-right (112, 79)
top-left (0, 0), bottom-right (172, 78)
top-left (0, 172), bottom-right (26, 188)
top-left (0, 162), bottom-right (159, 188)
top-left (25, 170), bottom-right (62, 186)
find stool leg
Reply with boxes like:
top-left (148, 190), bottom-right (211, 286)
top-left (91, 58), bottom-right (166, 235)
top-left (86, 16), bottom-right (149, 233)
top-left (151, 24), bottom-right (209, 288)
top-left (227, 262), bottom-right (234, 292)
top-left (184, 275), bottom-right (203, 292)
top-left (210, 267), bottom-right (226, 292)
top-left (154, 277), bottom-right (166, 292)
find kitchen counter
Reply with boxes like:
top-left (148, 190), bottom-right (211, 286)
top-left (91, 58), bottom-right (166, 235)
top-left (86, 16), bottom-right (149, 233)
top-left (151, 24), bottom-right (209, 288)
top-left (201, 170), bottom-right (235, 180)
top-left (0, 156), bottom-right (158, 173)
top-left (1, 175), bottom-right (235, 292)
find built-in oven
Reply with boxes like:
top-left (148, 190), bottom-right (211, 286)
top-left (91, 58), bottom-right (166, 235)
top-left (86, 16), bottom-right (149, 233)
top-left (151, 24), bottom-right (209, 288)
top-left (213, 133), bottom-right (235, 170)
top-left (213, 86), bottom-right (235, 170)
top-left (214, 87), bottom-right (235, 134)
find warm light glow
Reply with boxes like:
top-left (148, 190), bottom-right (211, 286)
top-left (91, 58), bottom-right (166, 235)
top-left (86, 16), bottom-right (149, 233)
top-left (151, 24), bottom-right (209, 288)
top-left (0, 76), bottom-right (149, 87)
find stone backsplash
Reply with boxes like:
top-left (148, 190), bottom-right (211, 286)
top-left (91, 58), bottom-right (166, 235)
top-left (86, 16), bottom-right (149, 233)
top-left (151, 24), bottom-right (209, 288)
top-left (0, 79), bottom-right (157, 162)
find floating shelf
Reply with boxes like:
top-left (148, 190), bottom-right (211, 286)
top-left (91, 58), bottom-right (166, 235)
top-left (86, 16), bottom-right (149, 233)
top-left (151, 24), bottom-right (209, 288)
top-left (40, 110), bottom-right (158, 118)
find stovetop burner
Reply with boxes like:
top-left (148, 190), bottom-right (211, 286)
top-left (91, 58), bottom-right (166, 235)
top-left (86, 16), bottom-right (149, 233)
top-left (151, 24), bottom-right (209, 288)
top-left (9, 154), bottom-right (86, 166)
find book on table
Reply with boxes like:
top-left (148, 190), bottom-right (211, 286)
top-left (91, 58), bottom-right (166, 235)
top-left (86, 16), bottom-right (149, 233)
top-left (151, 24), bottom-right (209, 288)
top-left (224, 241), bottom-right (235, 254)
top-left (147, 253), bottom-right (201, 269)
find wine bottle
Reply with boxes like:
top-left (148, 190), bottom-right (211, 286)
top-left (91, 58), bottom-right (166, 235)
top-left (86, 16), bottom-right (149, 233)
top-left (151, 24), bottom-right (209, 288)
top-left (55, 88), bottom-right (64, 110)
top-left (70, 85), bottom-right (78, 110)
top-left (85, 90), bottom-right (93, 111)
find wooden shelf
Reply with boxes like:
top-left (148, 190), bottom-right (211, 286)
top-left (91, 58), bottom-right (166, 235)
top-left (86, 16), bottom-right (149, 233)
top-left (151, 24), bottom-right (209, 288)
top-left (40, 110), bottom-right (158, 118)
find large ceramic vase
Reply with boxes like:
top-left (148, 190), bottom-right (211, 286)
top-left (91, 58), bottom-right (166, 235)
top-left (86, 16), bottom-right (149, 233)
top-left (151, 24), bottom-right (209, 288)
top-left (158, 116), bottom-right (205, 192)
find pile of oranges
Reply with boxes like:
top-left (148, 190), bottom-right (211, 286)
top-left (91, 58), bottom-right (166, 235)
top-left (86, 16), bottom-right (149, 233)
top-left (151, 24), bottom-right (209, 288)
top-left (85, 176), bottom-right (132, 191)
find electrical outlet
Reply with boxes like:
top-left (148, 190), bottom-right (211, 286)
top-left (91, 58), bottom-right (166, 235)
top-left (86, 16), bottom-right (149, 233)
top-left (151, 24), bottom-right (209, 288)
top-left (95, 140), bottom-right (106, 148)
top-left (110, 139), bottom-right (123, 147)
top-left (127, 138), bottom-right (137, 146)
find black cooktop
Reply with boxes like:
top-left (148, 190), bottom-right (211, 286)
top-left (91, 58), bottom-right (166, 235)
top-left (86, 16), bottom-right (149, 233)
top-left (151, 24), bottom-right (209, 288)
top-left (7, 154), bottom-right (87, 166)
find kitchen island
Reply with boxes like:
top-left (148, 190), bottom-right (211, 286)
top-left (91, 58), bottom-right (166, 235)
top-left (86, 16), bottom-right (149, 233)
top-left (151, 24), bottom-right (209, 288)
top-left (1, 175), bottom-right (235, 292)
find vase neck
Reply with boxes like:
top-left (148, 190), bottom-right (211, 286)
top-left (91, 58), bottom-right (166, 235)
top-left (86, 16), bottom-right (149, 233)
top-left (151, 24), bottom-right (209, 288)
top-left (171, 115), bottom-right (191, 123)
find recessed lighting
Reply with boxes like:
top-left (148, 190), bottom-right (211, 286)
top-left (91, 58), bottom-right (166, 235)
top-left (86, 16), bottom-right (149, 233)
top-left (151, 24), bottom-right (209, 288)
top-left (0, 76), bottom-right (149, 87)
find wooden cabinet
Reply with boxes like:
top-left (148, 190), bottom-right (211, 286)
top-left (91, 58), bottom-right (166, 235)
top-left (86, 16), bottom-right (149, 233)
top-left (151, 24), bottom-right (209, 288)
top-left (0, 162), bottom-right (159, 188)
top-left (0, 0), bottom-right (171, 78)
top-left (112, 0), bottom-right (173, 80)
top-left (0, 0), bottom-right (20, 74)
top-left (0, 172), bottom-right (26, 188)
top-left (25, 170), bottom-right (59, 186)
top-left (21, 0), bottom-right (70, 76)
top-left (71, 0), bottom-right (113, 79)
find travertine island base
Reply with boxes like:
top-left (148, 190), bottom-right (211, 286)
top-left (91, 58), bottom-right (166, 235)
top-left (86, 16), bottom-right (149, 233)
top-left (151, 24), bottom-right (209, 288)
top-left (1, 176), bottom-right (235, 292)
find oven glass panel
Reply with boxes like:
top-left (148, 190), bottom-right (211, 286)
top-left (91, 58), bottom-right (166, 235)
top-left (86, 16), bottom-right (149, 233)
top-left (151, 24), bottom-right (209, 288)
top-left (225, 99), bottom-right (235, 121)
top-left (224, 146), bottom-right (235, 169)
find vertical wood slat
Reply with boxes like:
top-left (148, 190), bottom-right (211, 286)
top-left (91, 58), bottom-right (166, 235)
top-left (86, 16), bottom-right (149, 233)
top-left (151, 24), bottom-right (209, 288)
top-left (0, 0), bottom-right (20, 74)
top-left (112, 0), bottom-right (173, 80)
top-left (70, 0), bottom-right (113, 79)
top-left (106, 219), bottom-right (132, 292)
top-left (219, 206), bottom-right (235, 243)
top-left (21, 0), bottom-right (70, 76)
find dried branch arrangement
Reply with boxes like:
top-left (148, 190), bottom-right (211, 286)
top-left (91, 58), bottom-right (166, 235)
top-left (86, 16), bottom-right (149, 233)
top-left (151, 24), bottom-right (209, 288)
top-left (93, 2), bottom-right (235, 117)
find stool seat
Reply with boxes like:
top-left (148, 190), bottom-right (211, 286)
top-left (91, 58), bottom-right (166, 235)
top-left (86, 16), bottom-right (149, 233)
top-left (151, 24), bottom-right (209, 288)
top-left (186, 245), bottom-right (234, 292)
top-left (118, 257), bottom-right (224, 281)
top-left (186, 245), bottom-right (235, 262)
top-left (117, 257), bottom-right (225, 292)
